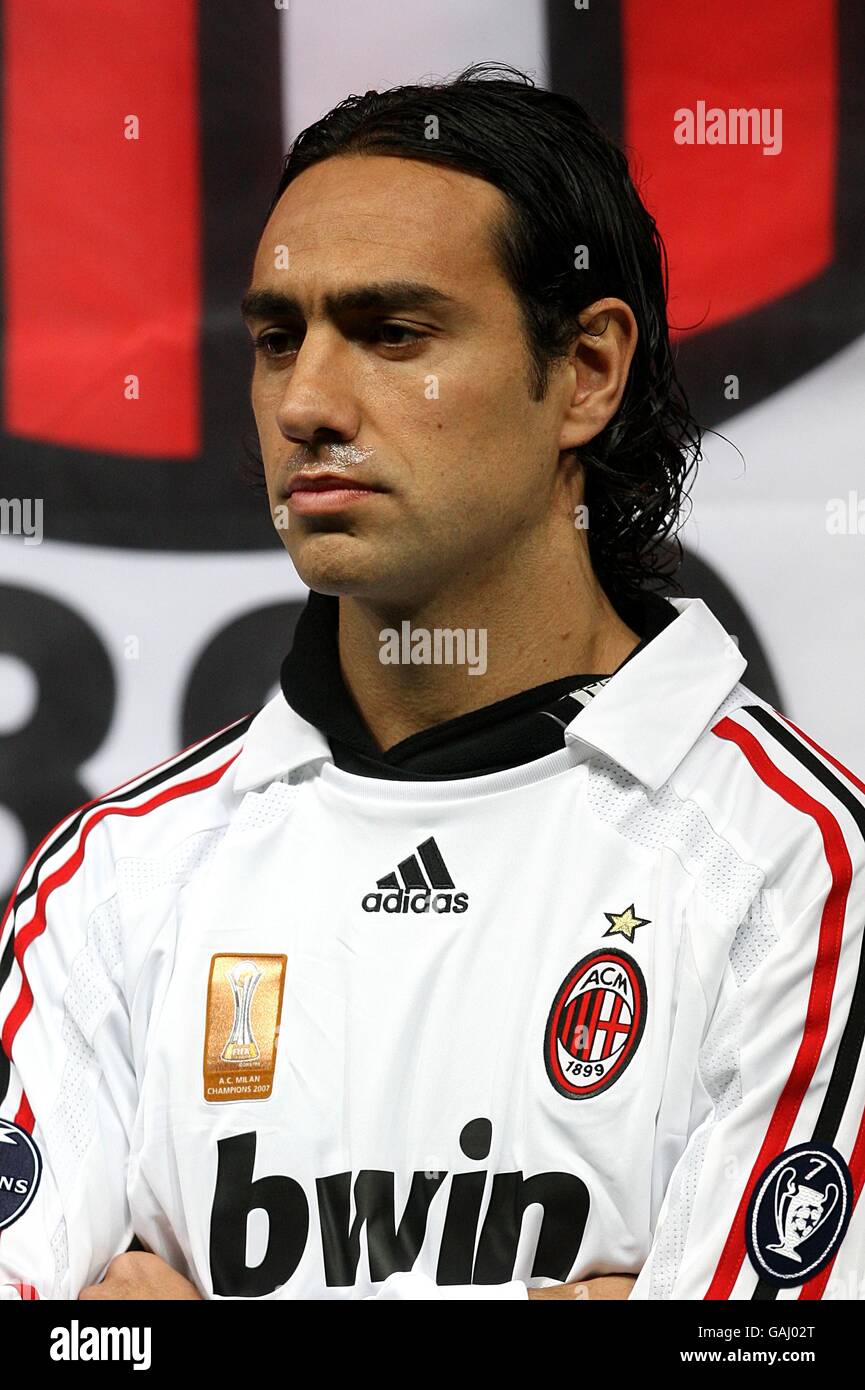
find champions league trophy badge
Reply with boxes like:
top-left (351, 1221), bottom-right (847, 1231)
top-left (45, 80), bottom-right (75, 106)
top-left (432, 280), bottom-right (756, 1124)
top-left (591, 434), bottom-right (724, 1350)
top-left (766, 1164), bottom-right (840, 1263)
top-left (221, 960), bottom-right (263, 1063)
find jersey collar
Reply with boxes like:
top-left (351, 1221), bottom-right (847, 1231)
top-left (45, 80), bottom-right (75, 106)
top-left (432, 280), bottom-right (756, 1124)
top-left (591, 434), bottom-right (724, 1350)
top-left (231, 595), bottom-right (746, 795)
top-left (232, 694), bottom-right (333, 793)
top-left (561, 595), bottom-right (747, 790)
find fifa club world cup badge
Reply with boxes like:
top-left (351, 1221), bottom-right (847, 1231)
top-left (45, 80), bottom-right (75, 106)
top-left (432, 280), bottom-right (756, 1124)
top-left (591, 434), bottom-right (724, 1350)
top-left (544, 948), bottom-right (647, 1099)
top-left (203, 954), bottom-right (287, 1103)
top-left (746, 1142), bottom-right (854, 1287)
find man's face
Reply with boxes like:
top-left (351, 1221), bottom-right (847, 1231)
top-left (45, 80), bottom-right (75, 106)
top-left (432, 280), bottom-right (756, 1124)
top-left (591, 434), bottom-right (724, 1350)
top-left (244, 154), bottom-right (580, 606)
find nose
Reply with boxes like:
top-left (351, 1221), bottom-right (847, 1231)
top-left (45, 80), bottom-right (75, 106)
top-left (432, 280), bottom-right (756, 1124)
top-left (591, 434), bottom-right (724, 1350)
top-left (274, 328), bottom-right (361, 446)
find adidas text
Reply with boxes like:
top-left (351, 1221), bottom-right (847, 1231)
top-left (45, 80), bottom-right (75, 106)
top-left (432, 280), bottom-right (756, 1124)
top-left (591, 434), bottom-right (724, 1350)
top-left (362, 888), bottom-right (468, 914)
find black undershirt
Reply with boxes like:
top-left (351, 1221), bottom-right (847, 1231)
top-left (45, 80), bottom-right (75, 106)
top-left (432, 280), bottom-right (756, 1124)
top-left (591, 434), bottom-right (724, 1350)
top-left (279, 589), bottom-right (678, 781)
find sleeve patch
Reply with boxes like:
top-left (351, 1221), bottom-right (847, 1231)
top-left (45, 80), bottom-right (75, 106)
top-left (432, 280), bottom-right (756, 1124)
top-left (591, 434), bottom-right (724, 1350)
top-left (746, 1142), bottom-right (854, 1287)
top-left (0, 1118), bottom-right (42, 1230)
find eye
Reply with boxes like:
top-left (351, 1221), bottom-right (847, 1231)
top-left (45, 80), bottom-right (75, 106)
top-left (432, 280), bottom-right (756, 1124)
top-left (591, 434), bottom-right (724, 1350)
top-left (253, 330), bottom-right (298, 358)
top-left (252, 322), bottom-right (428, 358)
top-left (374, 322), bottom-right (428, 348)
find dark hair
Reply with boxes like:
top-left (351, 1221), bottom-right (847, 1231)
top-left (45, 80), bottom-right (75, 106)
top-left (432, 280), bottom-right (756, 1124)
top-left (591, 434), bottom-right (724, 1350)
top-left (244, 62), bottom-right (700, 609)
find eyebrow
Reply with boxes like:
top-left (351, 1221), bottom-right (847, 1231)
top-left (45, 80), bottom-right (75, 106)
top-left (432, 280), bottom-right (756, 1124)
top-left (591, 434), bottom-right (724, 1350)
top-left (239, 280), bottom-right (457, 324)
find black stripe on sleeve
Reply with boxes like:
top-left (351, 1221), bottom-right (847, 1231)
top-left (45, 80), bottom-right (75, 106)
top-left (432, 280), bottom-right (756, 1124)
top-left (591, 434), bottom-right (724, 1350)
top-left (4, 713), bottom-right (255, 928)
top-left (0, 934), bottom-right (12, 1106)
top-left (0, 713), bottom-right (255, 1108)
top-left (740, 706), bottom-right (865, 1299)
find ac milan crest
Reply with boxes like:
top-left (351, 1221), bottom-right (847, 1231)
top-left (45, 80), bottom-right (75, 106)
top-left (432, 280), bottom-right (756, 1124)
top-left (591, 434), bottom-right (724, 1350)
top-left (544, 948), bottom-right (647, 1099)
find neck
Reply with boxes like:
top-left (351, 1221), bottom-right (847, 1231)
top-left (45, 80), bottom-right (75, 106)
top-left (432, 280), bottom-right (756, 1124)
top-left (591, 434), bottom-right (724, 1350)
top-left (336, 536), bottom-right (640, 752)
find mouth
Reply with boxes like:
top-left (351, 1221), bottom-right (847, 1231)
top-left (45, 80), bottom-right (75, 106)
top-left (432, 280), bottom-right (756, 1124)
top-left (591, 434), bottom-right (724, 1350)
top-left (285, 471), bottom-right (385, 515)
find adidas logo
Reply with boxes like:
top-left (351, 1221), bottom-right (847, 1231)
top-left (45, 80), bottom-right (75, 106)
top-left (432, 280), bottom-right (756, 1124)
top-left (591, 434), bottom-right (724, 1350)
top-left (362, 837), bottom-right (468, 914)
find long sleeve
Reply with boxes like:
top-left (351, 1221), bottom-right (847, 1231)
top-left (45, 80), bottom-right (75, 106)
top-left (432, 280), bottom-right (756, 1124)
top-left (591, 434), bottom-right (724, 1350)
top-left (0, 815), bottom-right (137, 1300)
top-left (632, 723), bottom-right (865, 1301)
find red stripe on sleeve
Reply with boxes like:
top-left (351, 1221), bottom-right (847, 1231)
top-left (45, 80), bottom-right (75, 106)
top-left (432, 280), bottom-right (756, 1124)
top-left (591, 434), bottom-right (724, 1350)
top-left (13, 1281), bottom-right (39, 1299)
top-left (1, 712), bottom-right (250, 942)
top-left (797, 1083), bottom-right (865, 1299)
top-left (14, 1091), bottom-right (34, 1133)
top-left (1, 753), bottom-right (240, 1066)
top-left (703, 715), bottom-right (853, 1298)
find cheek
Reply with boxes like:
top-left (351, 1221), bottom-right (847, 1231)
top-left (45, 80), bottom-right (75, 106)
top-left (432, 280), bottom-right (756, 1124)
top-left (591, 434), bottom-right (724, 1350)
top-left (444, 359), bottom-right (535, 437)
top-left (398, 374), bottom-right (537, 505)
top-left (250, 365), bottom-right (287, 420)
top-left (250, 392), bottom-right (283, 464)
top-left (424, 373), bottom-right (540, 477)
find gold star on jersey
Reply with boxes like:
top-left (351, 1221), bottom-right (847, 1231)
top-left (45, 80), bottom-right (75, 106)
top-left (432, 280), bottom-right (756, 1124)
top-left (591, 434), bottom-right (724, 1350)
top-left (602, 904), bottom-right (651, 942)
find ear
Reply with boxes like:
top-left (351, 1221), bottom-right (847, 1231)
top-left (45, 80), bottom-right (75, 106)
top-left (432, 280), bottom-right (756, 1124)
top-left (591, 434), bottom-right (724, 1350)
top-left (557, 297), bottom-right (638, 452)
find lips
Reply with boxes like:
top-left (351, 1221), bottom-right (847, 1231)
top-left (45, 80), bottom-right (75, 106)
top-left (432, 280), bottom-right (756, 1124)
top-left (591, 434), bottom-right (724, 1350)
top-left (284, 470), bottom-right (385, 516)
top-left (287, 472), bottom-right (379, 496)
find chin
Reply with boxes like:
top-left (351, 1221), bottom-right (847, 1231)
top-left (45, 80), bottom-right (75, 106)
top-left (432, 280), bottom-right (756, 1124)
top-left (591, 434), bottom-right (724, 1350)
top-left (288, 535), bottom-right (388, 599)
top-left (292, 541), bottom-right (429, 606)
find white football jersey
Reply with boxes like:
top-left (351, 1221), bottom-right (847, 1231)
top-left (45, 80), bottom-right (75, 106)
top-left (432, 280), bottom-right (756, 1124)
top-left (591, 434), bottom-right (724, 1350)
top-left (2, 595), bottom-right (865, 1300)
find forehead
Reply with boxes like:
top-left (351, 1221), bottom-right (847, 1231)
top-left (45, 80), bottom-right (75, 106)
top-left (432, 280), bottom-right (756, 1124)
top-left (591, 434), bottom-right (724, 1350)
top-left (253, 154), bottom-right (509, 292)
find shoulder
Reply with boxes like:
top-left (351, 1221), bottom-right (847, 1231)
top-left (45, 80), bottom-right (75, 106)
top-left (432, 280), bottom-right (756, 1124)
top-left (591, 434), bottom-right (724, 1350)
top-left (1, 711), bottom-right (256, 944)
top-left (673, 681), bottom-right (865, 891)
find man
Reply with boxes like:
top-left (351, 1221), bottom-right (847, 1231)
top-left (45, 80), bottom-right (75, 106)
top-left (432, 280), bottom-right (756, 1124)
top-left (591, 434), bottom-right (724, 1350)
top-left (2, 64), bottom-right (864, 1302)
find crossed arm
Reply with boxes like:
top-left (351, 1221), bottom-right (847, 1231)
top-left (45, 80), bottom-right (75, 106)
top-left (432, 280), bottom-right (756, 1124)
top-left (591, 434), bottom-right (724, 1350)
top-left (78, 1252), bottom-right (637, 1300)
